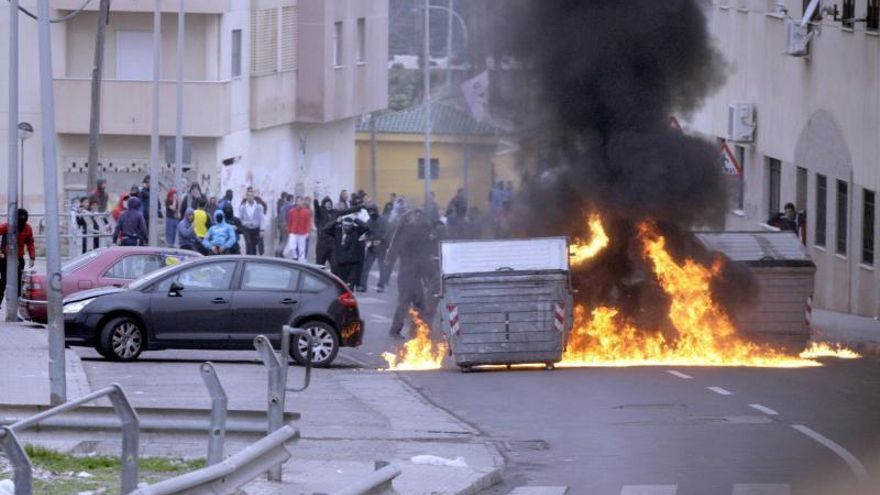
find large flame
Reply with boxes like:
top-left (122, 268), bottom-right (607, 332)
top-left (570, 213), bottom-right (610, 266)
top-left (383, 309), bottom-right (448, 370)
top-left (560, 222), bottom-right (827, 368)
top-left (799, 341), bottom-right (861, 359)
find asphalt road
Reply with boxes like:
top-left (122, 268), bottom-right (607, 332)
top-left (74, 268), bottom-right (880, 495)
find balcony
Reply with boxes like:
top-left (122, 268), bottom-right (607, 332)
top-left (54, 78), bottom-right (231, 138)
top-left (51, 0), bottom-right (231, 14)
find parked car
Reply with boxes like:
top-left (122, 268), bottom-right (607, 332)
top-left (62, 256), bottom-right (364, 367)
top-left (20, 247), bottom-right (201, 323)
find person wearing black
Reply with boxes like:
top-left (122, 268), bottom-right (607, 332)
top-left (222, 204), bottom-right (243, 255)
top-left (0, 208), bottom-right (36, 304)
top-left (322, 216), bottom-right (369, 289)
top-left (113, 197), bottom-right (148, 246)
top-left (179, 183), bottom-right (205, 220)
top-left (359, 206), bottom-right (391, 293)
top-left (386, 210), bottom-right (431, 339)
top-left (767, 202), bottom-right (799, 233)
top-left (313, 196), bottom-right (338, 268)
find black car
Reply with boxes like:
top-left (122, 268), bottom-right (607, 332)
top-left (63, 256), bottom-right (363, 367)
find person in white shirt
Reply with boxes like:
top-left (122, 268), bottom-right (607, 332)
top-left (239, 187), bottom-right (264, 255)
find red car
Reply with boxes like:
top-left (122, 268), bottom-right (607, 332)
top-left (20, 247), bottom-right (201, 323)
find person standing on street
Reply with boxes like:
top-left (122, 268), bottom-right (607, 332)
top-left (222, 204), bottom-right (243, 255)
top-left (179, 183), bottom-right (204, 220)
top-left (386, 210), bottom-right (431, 339)
top-left (359, 206), bottom-right (390, 293)
top-left (0, 209), bottom-right (36, 305)
top-left (217, 189), bottom-right (234, 212)
top-left (88, 178), bottom-right (110, 213)
top-left (176, 208), bottom-right (199, 252)
top-left (165, 188), bottom-right (179, 247)
top-left (239, 187), bottom-right (264, 255)
top-left (323, 216), bottom-right (369, 288)
top-left (336, 190), bottom-right (350, 210)
top-left (314, 197), bottom-right (338, 268)
top-left (113, 197), bottom-right (148, 246)
top-left (285, 196), bottom-right (312, 261)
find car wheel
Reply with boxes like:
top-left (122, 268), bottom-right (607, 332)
top-left (290, 321), bottom-right (339, 368)
top-left (97, 317), bottom-right (145, 362)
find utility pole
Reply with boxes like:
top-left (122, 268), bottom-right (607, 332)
top-left (423, 0), bottom-right (432, 207)
top-left (175, 0), bottom-right (185, 196)
top-left (148, 0), bottom-right (161, 246)
top-left (6, 0), bottom-right (21, 322)
top-left (445, 0), bottom-right (454, 90)
top-left (86, 0), bottom-right (111, 193)
top-left (36, 0), bottom-right (67, 405)
top-left (370, 115), bottom-right (377, 201)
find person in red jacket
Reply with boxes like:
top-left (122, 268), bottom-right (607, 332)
top-left (285, 196), bottom-right (313, 261)
top-left (0, 208), bottom-right (36, 304)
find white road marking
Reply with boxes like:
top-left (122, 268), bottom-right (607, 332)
top-left (370, 314), bottom-right (392, 323)
top-left (707, 386), bottom-right (734, 396)
top-left (792, 425), bottom-right (869, 480)
top-left (732, 484), bottom-right (790, 495)
top-left (507, 487), bottom-right (569, 495)
top-left (620, 486), bottom-right (677, 495)
top-left (666, 370), bottom-right (693, 379)
top-left (748, 404), bottom-right (779, 416)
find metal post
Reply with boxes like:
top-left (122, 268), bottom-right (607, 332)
top-left (19, 137), bottom-right (25, 207)
top-left (148, 0), bottom-right (161, 246)
top-left (0, 426), bottom-right (32, 495)
top-left (423, 0), bottom-right (432, 207)
top-left (86, 0), bottom-right (110, 193)
top-left (370, 115), bottom-right (377, 201)
top-left (36, 0), bottom-right (67, 405)
top-left (445, 0), bottom-right (454, 90)
top-left (106, 384), bottom-right (140, 494)
top-left (175, 0), bottom-right (185, 195)
top-left (199, 362), bottom-right (227, 466)
top-left (6, 0), bottom-right (20, 323)
top-left (253, 335), bottom-right (283, 482)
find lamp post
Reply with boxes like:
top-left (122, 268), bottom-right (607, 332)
top-left (18, 122), bottom-right (33, 206)
top-left (6, 0), bottom-right (21, 323)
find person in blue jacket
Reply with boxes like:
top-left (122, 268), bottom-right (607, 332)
top-left (202, 210), bottom-right (237, 255)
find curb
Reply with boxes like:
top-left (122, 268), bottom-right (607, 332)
top-left (453, 467), bottom-right (503, 495)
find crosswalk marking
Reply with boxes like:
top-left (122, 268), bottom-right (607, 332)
top-left (666, 370), bottom-right (693, 379)
top-left (620, 486), bottom-right (677, 495)
top-left (732, 484), bottom-right (790, 495)
top-left (707, 386), bottom-right (734, 396)
top-left (748, 404), bottom-right (779, 416)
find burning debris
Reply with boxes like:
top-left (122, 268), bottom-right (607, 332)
top-left (570, 214), bottom-right (610, 267)
top-left (383, 309), bottom-right (448, 371)
top-left (799, 342), bottom-right (862, 360)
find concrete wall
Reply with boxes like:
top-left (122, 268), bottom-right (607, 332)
top-left (354, 133), bottom-right (498, 210)
top-left (689, 0), bottom-right (880, 316)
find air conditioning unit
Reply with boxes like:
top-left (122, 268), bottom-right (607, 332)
top-left (727, 103), bottom-right (756, 143)
top-left (785, 18), bottom-right (811, 56)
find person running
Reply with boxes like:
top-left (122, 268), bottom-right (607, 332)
top-left (202, 210), bottom-right (237, 255)
top-left (0, 209), bottom-right (36, 304)
top-left (113, 196), bottom-right (148, 246)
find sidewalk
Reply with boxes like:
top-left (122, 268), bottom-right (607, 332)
top-left (811, 308), bottom-right (880, 356)
top-left (0, 322), bottom-right (502, 494)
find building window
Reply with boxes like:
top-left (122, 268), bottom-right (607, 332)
top-left (796, 166), bottom-right (808, 211)
top-left (333, 21), bottom-right (344, 67)
top-left (418, 158), bottom-right (439, 180)
top-left (767, 158), bottom-right (781, 218)
top-left (231, 29), bottom-right (242, 78)
top-left (869, 0), bottom-right (880, 30)
top-left (837, 180), bottom-right (849, 255)
top-left (863, 189), bottom-right (875, 265)
top-left (816, 174), bottom-right (827, 247)
top-left (357, 18), bottom-right (366, 63)
top-left (163, 137), bottom-right (192, 165)
top-left (842, 0), bottom-right (855, 27)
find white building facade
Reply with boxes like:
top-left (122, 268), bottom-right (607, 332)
top-left (690, 0), bottom-right (880, 317)
top-left (0, 0), bottom-right (388, 229)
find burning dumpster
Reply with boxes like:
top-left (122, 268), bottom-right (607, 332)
top-left (695, 231), bottom-right (816, 351)
top-left (439, 237), bottom-right (573, 371)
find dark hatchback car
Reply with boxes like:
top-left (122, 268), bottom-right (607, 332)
top-left (62, 256), bottom-right (363, 367)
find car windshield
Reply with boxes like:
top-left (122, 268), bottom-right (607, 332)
top-left (128, 263), bottom-right (181, 291)
top-left (62, 249), bottom-right (104, 274)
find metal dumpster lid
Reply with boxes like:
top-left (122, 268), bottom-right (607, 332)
top-left (694, 231), bottom-right (815, 267)
top-left (441, 237), bottom-right (569, 275)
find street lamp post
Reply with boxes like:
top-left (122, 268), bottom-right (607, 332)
top-left (423, 0), bottom-right (432, 208)
top-left (6, 0), bottom-right (21, 323)
top-left (18, 122), bottom-right (33, 207)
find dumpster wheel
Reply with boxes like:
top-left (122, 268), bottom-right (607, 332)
top-left (459, 365), bottom-right (473, 373)
top-left (544, 363), bottom-right (556, 371)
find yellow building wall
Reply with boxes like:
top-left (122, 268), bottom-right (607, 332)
top-left (355, 133), bottom-right (498, 212)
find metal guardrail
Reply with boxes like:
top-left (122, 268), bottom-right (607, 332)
top-left (199, 362), bottom-right (227, 466)
top-left (253, 325), bottom-right (313, 481)
top-left (129, 424), bottom-right (300, 495)
top-left (0, 384), bottom-right (139, 495)
top-left (330, 461), bottom-right (402, 495)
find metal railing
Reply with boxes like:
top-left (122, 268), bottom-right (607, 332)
top-left (0, 384), bottom-right (139, 495)
top-left (199, 362), bottom-right (227, 466)
top-left (253, 325), bottom-right (313, 481)
top-left (130, 424), bottom-right (300, 495)
top-left (330, 461), bottom-right (402, 495)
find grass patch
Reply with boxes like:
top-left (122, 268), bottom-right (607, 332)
top-left (0, 445), bottom-right (206, 495)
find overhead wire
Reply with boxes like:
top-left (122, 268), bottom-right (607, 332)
top-left (8, 0), bottom-right (96, 23)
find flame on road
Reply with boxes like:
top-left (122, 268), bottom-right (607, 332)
top-left (560, 222), bottom-right (824, 368)
top-left (570, 214), bottom-right (610, 266)
top-left (799, 341), bottom-right (861, 359)
top-left (383, 309), bottom-right (448, 371)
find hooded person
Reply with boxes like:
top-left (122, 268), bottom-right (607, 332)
top-left (222, 204), bottom-right (243, 255)
top-left (176, 208), bottom-right (200, 251)
top-left (202, 209), bottom-right (237, 255)
top-left (0, 208), bottom-right (37, 303)
top-left (313, 196), bottom-right (338, 267)
top-left (88, 178), bottom-right (109, 213)
top-left (113, 196), bottom-right (148, 246)
top-left (322, 215), bottom-right (369, 288)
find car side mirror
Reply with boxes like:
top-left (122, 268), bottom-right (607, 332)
top-left (169, 281), bottom-right (184, 296)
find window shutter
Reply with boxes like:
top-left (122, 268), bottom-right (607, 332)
top-left (280, 6), bottom-right (297, 72)
top-left (250, 8), bottom-right (278, 76)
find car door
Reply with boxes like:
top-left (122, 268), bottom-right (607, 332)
top-left (149, 260), bottom-right (238, 343)
top-left (228, 261), bottom-right (301, 344)
top-left (100, 254), bottom-right (164, 288)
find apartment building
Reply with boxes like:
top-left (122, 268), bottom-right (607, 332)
top-left (0, 0), bottom-right (388, 221)
top-left (689, 0), bottom-right (880, 317)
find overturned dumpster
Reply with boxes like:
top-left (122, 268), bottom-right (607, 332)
top-left (439, 237), bottom-right (573, 371)
top-left (695, 231), bottom-right (816, 350)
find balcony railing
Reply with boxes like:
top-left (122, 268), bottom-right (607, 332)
top-left (52, 0), bottom-right (231, 14)
top-left (54, 78), bottom-right (232, 138)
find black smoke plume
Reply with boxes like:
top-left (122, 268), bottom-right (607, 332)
top-left (494, 0), bottom-right (756, 322)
